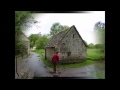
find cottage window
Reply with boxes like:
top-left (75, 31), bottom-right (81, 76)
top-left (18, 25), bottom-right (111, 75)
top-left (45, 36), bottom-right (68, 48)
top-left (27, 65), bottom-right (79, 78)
top-left (73, 34), bottom-right (74, 38)
top-left (62, 56), bottom-right (64, 59)
top-left (67, 52), bottom-right (71, 56)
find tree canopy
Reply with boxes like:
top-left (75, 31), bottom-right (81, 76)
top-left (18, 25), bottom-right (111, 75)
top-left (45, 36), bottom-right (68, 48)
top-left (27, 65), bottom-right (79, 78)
top-left (28, 33), bottom-right (50, 49)
top-left (50, 22), bottom-right (69, 37)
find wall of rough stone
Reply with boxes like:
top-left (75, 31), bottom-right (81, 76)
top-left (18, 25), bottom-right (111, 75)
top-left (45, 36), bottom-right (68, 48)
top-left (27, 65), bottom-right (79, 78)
top-left (57, 26), bottom-right (87, 64)
top-left (45, 47), bottom-right (55, 60)
top-left (45, 26), bottom-right (87, 64)
top-left (15, 57), bottom-right (34, 79)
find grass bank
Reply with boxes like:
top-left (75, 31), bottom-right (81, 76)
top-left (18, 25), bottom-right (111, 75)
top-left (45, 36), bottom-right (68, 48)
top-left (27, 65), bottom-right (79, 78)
top-left (31, 48), bottom-right (105, 68)
top-left (87, 49), bottom-right (105, 60)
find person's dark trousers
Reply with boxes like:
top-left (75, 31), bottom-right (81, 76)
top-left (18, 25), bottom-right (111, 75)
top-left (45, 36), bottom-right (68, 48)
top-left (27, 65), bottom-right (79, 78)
top-left (53, 62), bottom-right (57, 73)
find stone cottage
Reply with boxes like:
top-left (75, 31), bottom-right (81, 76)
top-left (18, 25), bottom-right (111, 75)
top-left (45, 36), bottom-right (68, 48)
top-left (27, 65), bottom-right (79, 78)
top-left (19, 31), bottom-right (30, 55)
top-left (45, 25), bottom-right (87, 64)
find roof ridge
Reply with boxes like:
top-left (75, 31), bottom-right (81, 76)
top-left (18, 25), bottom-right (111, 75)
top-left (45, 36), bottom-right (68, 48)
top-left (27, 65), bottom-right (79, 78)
top-left (45, 25), bottom-right (88, 48)
top-left (73, 26), bottom-right (87, 47)
top-left (58, 25), bottom-right (73, 43)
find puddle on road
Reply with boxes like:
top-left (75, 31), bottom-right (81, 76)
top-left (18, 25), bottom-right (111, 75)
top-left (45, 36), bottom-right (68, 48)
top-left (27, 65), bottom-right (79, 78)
top-left (87, 60), bottom-right (105, 79)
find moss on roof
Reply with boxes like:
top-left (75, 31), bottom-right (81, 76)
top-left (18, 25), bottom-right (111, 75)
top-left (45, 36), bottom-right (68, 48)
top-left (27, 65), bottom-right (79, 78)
top-left (45, 25), bottom-right (87, 48)
top-left (45, 26), bottom-right (72, 48)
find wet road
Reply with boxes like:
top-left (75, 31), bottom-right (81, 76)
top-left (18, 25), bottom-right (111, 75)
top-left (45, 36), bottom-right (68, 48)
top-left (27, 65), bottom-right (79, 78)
top-left (28, 52), bottom-right (52, 77)
top-left (58, 61), bottom-right (105, 79)
top-left (27, 52), bottom-right (105, 79)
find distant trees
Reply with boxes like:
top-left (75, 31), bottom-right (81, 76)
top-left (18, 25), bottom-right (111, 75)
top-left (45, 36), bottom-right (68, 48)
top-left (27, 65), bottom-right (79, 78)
top-left (87, 43), bottom-right (104, 49)
top-left (94, 44), bottom-right (104, 49)
top-left (93, 21), bottom-right (105, 52)
top-left (28, 34), bottom-right (50, 50)
top-left (88, 43), bottom-right (95, 48)
top-left (36, 34), bottom-right (50, 49)
top-left (94, 21), bottom-right (105, 31)
top-left (94, 21), bottom-right (105, 44)
top-left (28, 34), bottom-right (40, 48)
top-left (28, 22), bottom-right (71, 50)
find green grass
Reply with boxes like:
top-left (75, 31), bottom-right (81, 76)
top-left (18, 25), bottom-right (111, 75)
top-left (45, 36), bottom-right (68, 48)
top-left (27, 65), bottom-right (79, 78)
top-left (87, 49), bottom-right (105, 60)
top-left (31, 49), bottom-right (53, 67)
top-left (58, 60), bottom-right (95, 68)
top-left (31, 49), bottom-right (105, 68)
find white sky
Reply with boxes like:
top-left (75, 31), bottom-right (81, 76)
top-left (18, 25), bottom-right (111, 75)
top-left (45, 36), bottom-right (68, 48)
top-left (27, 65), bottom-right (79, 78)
top-left (24, 11), bottom-right (105, 44)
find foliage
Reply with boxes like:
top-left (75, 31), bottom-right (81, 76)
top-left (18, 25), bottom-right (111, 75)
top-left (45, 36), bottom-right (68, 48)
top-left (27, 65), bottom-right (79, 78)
top-left (15, 11), bottom-right (39, 55)
top-left (50, 22), bottom-right (69, 36)
top-left (36, 34), bottom-right (50, 49)
top-left (94, 44), bottom-right (104, 49)
top-left (15, 41), bottom-right (27, 55)
top-left (29, 34), bottom-right (50, 49)
top-left (94, 21), bottom-right (105, 31)
top-left (28, 34), bottom-right (40, 48)
top-left (94, 21), bottom-right (105, 44)
top-left (88, 43), bottom-right (95, 49)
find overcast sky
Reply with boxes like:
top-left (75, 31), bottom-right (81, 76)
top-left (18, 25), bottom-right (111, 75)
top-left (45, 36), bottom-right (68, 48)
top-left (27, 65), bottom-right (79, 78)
top-left (24, 11), bottom-right (105, 44)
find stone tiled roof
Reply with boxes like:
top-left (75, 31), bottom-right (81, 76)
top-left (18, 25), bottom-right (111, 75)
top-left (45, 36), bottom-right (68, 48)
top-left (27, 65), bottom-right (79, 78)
top-left (45, 25), bottom-right (87, 48)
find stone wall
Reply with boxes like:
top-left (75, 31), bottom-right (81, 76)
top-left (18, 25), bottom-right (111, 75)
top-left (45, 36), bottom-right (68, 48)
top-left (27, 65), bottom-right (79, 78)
top-left (45, 26), bottom-right (87, 64)
top-left (57, 26), bottom-right (87, 63)
top-left (15, 57), bottom-right (34, 79)
top-left (45, 47), bottom-right (55, 60)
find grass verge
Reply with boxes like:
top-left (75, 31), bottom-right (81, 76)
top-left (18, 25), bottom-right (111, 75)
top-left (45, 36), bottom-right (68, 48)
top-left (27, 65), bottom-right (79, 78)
top-left (31, 49), bottom-right (104, 68)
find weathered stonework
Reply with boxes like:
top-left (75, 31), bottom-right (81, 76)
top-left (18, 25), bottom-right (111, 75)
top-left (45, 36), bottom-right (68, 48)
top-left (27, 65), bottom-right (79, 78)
top-left (45, 25), bottom-right (87, 64)
top-left (15, 57), bottom-right (34, 79)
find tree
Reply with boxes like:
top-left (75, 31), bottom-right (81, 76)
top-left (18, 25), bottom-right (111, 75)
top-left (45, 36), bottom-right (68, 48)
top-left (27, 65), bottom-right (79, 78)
top-left (15, 11), bottom-right (40, 55)
top-left (28, 34), bottom-right (40, 48)
top-left (94, 21), bottom-right (105, 45)
top-left (94, 21), bottom-right (105, 31)
top-left (50, 22), bottom-right (69, 36)
top-left (36, 34), bottom-right (50, 49)
top-left (95, 44), bottom-right (104, 49)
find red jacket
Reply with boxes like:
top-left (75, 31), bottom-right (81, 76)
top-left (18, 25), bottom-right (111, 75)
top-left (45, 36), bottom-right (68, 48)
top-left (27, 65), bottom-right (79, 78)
top-left (52, 53), bottom-right (60, 63)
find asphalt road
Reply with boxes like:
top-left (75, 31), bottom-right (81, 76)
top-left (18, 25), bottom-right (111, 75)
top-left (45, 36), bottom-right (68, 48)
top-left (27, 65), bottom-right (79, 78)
top-left (28, 52), bottom-right (52, 77)
top-left (26, 52), bottom-right (105, 79)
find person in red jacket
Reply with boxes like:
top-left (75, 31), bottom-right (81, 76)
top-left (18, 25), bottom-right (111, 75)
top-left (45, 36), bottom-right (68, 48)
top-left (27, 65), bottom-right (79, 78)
top-left (52, 52), bottom-right (60, 73)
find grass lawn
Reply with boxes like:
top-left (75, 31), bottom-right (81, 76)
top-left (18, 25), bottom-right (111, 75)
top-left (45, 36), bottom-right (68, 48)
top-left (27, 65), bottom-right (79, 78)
top-left (31, 48), bottom-right (105, 68)
top-left (87, 49), bottom-right (105, 60)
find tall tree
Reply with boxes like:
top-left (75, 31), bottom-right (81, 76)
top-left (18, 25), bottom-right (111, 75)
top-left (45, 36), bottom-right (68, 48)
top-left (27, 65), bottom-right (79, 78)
top-left (50, 22), bottom-right (69, 36)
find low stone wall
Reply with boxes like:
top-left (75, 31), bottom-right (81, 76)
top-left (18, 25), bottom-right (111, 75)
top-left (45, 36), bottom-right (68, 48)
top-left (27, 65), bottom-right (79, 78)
top-left (15, 67), bottom-right (34, 79)
top-left (15, 57), bottom-right (34, 79)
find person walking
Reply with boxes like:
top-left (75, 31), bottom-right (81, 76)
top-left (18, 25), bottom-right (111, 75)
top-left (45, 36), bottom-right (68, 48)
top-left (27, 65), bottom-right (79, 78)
top-left (52, 52), bottom-right (60, 73)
